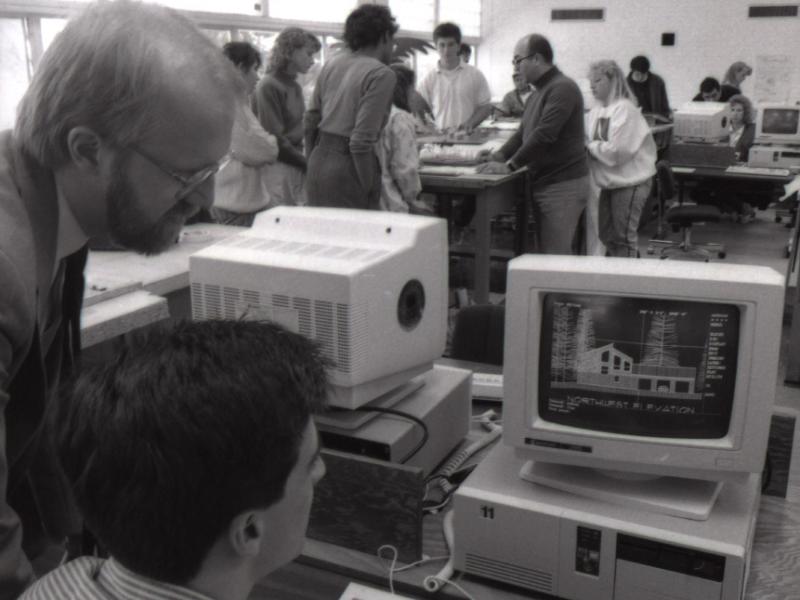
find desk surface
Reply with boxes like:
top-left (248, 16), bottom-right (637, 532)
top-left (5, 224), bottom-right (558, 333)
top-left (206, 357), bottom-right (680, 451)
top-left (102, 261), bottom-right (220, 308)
top-left (85, 224), bottom-right (241, 297)
top-left (257, 394), bottom-right (800, 600)
top-left (420, 167), bottom-right (525, 191)
top-left (670, 164), bottom-right (797, 184)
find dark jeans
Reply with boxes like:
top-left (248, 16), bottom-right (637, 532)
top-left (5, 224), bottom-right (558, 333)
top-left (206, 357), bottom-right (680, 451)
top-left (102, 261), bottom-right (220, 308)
top-left (306, 132), bottom-right (380, 210)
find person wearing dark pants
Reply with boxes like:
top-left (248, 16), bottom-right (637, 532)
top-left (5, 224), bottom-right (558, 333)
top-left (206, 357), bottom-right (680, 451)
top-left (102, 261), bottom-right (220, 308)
top-left (477, 34), bottom-right (589, 255)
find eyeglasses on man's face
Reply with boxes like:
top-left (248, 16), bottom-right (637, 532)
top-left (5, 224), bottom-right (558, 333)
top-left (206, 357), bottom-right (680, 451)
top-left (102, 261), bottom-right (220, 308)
top-left (512, 53), bottom-right (537, 68)
top-left (130, 145), bottom-right (231, 202)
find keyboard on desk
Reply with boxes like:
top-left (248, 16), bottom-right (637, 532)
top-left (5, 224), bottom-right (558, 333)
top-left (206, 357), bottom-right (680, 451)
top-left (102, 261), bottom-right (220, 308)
top-left (725, 165), bottom-right (791, 177)
top-left (471, 371), bottom-right (503, 401)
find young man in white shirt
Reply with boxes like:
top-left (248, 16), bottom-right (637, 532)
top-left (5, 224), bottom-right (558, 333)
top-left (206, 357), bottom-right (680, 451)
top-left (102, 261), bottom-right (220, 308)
top-left (418, 22), bottom-right (492, 133)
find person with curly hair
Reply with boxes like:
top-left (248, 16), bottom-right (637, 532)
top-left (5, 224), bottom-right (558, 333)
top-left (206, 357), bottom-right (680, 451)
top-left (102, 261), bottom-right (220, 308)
top-left (304, 4), bottom-right (397, 209)
top-left (253, 28), bottom-right (320, 206)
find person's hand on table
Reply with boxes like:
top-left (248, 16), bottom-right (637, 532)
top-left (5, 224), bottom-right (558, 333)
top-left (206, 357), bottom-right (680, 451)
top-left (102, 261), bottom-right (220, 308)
top-left (476, 161), bottom-right (511, 175)
top-left (476, 149), bottom-right (504, 163)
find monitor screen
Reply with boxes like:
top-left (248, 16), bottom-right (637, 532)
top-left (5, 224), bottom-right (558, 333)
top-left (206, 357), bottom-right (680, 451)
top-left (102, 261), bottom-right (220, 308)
top-left (538, 293), bottom-right (740, 439)
top-left (761, 108), bottom-right (800, 135)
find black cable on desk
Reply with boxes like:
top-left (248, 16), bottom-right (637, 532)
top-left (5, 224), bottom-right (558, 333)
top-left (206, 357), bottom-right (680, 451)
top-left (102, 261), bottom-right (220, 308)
top-left (354, 406), bottom-right (429, 464)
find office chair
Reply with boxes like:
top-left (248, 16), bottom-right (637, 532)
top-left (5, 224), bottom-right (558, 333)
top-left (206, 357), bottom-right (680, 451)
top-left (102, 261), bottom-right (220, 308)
top-left (450, 303), bottom-right (505, 366)
top-left (646, 161), bottom-right (726, 261)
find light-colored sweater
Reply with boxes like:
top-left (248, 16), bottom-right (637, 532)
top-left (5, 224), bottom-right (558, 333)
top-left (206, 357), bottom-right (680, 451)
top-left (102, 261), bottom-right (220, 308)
top-left (586, 98), bottom-right (656, 189)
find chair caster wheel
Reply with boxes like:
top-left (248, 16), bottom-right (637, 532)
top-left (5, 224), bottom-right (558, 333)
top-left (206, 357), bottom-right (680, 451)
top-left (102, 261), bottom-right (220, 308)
top-left (718, 252), bottom-right (726, 259)
top-left (646, 246), bottom-right (655, 255)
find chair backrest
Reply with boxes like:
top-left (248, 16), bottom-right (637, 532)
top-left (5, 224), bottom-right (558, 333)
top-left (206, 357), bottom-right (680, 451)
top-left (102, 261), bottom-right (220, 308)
top-left (655, 159), bottom-right (676, 201)
top-left (450, 304), bottom-right (505, 366)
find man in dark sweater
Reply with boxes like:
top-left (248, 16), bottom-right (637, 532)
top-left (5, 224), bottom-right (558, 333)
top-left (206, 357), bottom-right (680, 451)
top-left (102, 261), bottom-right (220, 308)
top-left (478, 34), bottom-right (588, 254)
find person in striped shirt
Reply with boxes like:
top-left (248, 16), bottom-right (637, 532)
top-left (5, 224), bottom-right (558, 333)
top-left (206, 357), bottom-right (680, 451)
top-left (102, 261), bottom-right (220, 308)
top-left (21, 320), bottom-right (328, 600)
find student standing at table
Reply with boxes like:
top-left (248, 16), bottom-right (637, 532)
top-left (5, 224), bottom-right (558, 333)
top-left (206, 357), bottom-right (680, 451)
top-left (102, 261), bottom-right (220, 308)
top-left (0, 1), bottom-right (239, 596)
top-left (496, 72), bottom-right (533, 118)
top-left (377, 64), bottom-right (424, 213)
top-left (304, 5), bottom-right (397, 210)
top-left (478, 34), bottom-right (589, 255)
top-left (418, 22), bottom-right (491, 133)
top-left (585, 60), bottom-right (656, 258)
top-left (720, 61), bottom-right (752, 102)
top-left (253, 28), bottom-right (321, 207)
top-left (626, 55), bottom-right (671, 156)
top-left (211, 42), bottom-right (279, 226)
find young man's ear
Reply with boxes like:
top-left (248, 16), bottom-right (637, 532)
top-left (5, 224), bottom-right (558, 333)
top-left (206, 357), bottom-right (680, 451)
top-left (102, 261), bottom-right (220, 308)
top-left (66, 126), bottom-right (105, 172)
top-left (228, 512), bottom-right (264, 557)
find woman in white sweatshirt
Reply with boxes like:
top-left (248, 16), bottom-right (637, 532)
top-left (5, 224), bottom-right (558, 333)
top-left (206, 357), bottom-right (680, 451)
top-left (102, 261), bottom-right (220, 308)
top-left (586, 60), bottom-right (657, 257)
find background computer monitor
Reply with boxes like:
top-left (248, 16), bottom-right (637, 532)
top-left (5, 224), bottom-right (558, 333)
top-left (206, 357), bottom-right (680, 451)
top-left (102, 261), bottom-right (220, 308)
top-left (755, 103), bottom-right (800, 145)
top-left (673, 101), bottom-right (731, 142)
top-left (503, 256), bottom-right (783, 486)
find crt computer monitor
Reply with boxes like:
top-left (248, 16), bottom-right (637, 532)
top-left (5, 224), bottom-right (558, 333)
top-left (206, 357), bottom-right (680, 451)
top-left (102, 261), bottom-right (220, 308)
top-left (673, 101), bottom-right (731, 142)
top-left (502, 256), bottom-right (784, 517)
top-left (755, 103), bottom-right (800, 145)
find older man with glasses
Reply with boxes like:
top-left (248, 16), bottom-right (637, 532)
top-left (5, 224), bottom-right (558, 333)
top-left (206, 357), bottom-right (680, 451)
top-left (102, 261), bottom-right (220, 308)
top-left (0, 1), bottom-right (240, 596)
top-left (478, 34), bottom-right (589, 255)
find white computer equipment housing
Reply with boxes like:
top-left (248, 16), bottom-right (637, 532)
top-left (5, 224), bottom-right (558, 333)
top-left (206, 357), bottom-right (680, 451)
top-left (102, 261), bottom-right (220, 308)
top-left (189, 206), bottom-right (448, 409)
top-left (502, 256), bottom-right (783, 516)
top-left (673, 101), bottom-right (732, 142)
top-left (452, 256), bottom-right (783, 600)
top-left (754, 102), bottom-right (800, 146)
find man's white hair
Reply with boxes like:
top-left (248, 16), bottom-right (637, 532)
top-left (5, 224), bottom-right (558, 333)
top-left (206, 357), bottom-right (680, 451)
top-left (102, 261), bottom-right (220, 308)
top-left (14, 0), bottom-right (242, 168)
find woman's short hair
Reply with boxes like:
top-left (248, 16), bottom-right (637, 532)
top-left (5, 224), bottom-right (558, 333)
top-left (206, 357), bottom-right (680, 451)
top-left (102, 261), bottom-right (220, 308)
top-left (588, 60), bottom-right (636, 105)
top-left (267, 27), bottom-right (321, 74)
top-left (343, 5), bottom-right (398, 51)
top-left (14, 0), bottom-right (240, 168)
top-left (729, 94), bottom-right (755, 124)
top-left (723, 61), bottom-right (752, 86)
top-left (390, 63), bottom-right (416, 112)
top-left (223, 41), bottom-right (262, 71)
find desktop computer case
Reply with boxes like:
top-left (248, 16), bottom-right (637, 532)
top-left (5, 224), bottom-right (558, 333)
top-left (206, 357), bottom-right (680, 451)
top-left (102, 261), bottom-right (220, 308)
top-left (453, 444), bottom-right (758, 600)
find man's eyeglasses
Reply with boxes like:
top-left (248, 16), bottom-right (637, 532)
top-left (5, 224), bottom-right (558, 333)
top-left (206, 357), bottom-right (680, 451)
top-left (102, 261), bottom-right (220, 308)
top-left (130, 145), bottom-right (231, 202)
top-left (512, 53), bottom-right (536, 68)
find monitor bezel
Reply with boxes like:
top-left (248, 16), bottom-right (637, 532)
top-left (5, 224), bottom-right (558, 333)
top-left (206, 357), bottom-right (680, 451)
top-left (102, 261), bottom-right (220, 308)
top-left (755, 102), bottom-right (800, 145)
top-left (503, 256), bottom-right (783, 482)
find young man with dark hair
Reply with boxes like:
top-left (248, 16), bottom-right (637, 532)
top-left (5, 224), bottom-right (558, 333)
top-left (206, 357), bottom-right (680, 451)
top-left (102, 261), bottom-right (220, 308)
top-left (418, 22), bottom-right (491, 132)
top-left (693, 77), bottom-right (722, 102)
top-left (478, 33), bottom-right (589, 255)
top-left (21, 319), bottom-right (328, 600)
top-left (304, 4), bottom-right (398, 209)
top-left (626, 55), bottom-right (671, 118)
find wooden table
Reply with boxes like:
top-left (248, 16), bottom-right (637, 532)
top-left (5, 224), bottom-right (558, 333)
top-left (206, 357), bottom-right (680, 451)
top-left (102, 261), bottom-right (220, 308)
top-left (420, 168), bottom-right (527, 304)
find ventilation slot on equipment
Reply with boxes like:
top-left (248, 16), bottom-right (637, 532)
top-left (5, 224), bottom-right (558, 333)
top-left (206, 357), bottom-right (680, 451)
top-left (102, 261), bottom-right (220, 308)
top-left (748, 4), bottom-right (798, 17)
top-left (464, 554), bottom-right (554, 593)
top-left (551, 8), bottom-right (604, 20)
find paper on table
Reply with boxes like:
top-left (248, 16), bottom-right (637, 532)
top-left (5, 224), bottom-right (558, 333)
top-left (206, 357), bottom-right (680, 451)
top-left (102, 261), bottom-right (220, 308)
top-left (780, 174), bottom-right (800, 201)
